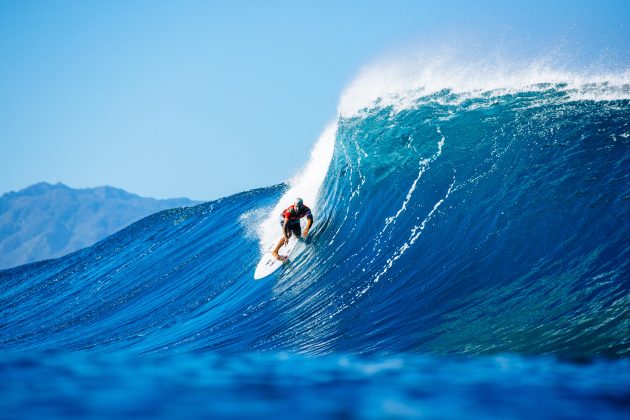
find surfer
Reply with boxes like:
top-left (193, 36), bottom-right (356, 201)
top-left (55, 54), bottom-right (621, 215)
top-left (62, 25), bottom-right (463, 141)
top-left (272, 198), bottom-right (313, 261)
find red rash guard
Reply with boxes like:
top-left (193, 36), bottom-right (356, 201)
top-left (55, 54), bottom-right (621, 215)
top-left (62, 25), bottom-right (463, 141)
top-left (282, 205), bottom-right (312, 221)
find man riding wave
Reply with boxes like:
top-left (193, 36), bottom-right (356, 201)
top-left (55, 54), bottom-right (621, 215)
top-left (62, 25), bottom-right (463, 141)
top-left (272, 197), bottom-right (313, 261)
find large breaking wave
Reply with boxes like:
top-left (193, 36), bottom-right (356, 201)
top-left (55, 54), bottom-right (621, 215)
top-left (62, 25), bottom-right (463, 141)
top-left (2, 63), bottom-right (629, 359)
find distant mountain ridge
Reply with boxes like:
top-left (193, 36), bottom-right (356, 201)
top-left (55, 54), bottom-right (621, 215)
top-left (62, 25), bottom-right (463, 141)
top-left (0, 182), bottom-right (201, 270)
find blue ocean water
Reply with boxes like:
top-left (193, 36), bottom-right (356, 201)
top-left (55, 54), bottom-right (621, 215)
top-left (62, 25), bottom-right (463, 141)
top-left (2, 81), bottom-right (630, 418)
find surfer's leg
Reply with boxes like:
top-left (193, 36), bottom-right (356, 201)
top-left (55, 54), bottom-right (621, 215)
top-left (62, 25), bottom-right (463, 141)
top-left (272, 237), bottom-right (287, 261)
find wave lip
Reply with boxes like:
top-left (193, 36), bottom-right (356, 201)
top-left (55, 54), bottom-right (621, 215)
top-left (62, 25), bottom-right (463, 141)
top-left (338, 55), bottom-right (630, 116)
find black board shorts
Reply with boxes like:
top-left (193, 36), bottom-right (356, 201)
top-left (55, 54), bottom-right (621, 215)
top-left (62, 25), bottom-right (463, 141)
top-left (280, 220), bottom-right (301, 237)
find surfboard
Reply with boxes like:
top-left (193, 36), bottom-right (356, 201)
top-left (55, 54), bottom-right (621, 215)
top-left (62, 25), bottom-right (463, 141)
top-left (254, 237), bottom-right (300, 280)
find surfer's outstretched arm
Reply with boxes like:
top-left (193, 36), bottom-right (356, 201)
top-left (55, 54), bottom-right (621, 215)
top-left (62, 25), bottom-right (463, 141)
top-left (303, 215), bottom-right (313, 238)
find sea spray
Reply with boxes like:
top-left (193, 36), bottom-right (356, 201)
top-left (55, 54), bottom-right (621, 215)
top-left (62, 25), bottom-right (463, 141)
top-left (257, 123), bottom-right (336, 251)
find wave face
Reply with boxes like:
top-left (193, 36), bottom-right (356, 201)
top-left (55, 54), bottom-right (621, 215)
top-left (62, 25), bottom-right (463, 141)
top-left (1, 86), bottom-right (629, 359)
top-left (314, 87), bottom-right (630, 357)
top-left (1, 75), bottom-right (630, 417)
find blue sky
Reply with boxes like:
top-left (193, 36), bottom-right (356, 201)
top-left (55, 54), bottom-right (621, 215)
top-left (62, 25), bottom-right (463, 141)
top-left (1, 0), bottom-right (628, 200)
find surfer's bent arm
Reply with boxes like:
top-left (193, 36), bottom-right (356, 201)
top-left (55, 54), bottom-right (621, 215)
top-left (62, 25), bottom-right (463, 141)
top-left (283, 216), bottom-right (291, 240)
top-left (303, 214), bottom-right (313, 238)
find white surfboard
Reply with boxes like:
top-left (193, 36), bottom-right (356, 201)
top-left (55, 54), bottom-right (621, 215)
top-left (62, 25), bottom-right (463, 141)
top-left (254, 237), bottom-right (301, 280)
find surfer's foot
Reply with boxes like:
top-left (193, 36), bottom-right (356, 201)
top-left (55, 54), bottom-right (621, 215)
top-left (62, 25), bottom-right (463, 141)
top-left (272, 252), bottom-right (287, 262)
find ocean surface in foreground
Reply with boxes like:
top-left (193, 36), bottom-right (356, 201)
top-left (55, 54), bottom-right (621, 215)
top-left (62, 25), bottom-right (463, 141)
top-left (2, 352), bottom-right (629, 419)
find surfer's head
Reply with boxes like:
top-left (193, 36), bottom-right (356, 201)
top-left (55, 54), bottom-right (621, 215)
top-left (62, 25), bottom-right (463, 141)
top-left (295, 198), bottom-right (304, 211)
